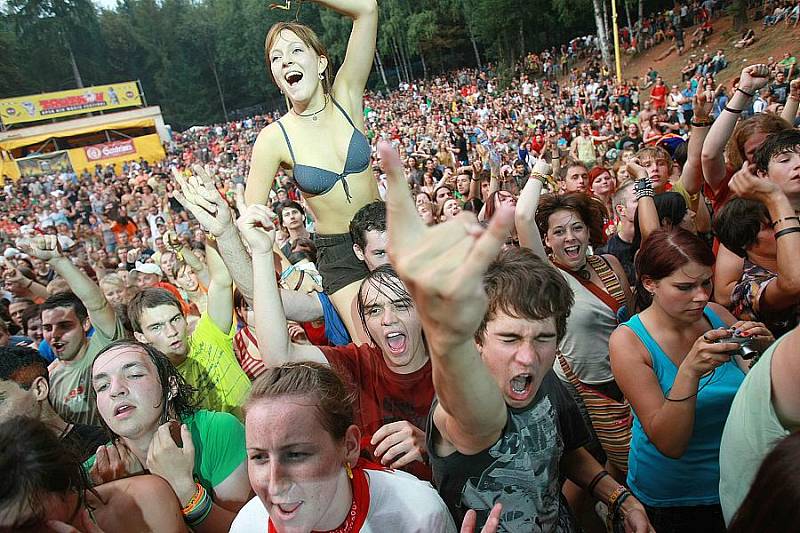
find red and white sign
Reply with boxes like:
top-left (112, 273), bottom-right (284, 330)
top-left (84, 139), bottom-right (137, 161)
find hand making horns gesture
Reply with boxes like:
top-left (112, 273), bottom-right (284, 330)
top-left (382, 140), bottom-right (515, 350)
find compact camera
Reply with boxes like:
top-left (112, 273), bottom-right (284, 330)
top-left (713, 329), bottom-right (760, 360)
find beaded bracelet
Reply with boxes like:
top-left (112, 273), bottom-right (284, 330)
top-left (775, 226), bottom-right (800, 239)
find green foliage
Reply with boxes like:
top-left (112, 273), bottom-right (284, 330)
top-left (0, 0), bottom-right (608, 128)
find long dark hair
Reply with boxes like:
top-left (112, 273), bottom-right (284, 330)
top-left (728, 433), bottom-right (800, 532)
top-left (634, 229), bottom-right (714, 311)
top-left (0, 417), bottom-right (96, 529)
top-left (91, 340), bottom-right (197, 439)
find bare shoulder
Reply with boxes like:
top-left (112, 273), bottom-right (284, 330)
top-left (609, 324), bottom-right (648, 363)
top-left (707, 301), bottom-right (737, 326)
top-left (93, 475), bottom-right (185, 532)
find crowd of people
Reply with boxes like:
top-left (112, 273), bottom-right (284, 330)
top-left (0, 0), bottom-right (799, 531)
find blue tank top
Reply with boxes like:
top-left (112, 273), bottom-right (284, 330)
top-left (276, 98), bottom-right (371, 203)
top-left (623, 307), bottom-right (745, 507)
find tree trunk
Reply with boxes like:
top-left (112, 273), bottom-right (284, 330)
top-left (624, 0), bottom-right (634, 45)
top-left (466, 21), bottom-right (482, 68)
top-left (420, 51), bottom-right (428, 80)
top-left (375, 51), bottom-right (389, 89)
top-left (593, 0), bottom-right (613, 66)
top-left (210, 59), bottom-right (228, 122)
top-left (401, 40), bottom-right (414, 80)
top-left (519, 18), bottom-right (525, 56)
top-left (390, 36), bottom-right (404, 83)
top-left (66, 38), bottom-right (84, 88)
top-left (603, 0), bottom-right (611, 49)
top-left (731, 0), bottom-right (748, 31)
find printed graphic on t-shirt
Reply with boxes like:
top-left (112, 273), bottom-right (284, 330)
top-left (461, 397), bottom-right (574, 532)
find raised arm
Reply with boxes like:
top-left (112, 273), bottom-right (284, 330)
top-left (729, 164), bottom-right (800, 312)
top-left (701, 64), bottom-right (771, 191)
top-left (627, 161), bottom-right (660, 243)
top-left (237, 204), bottom-right (326, 366)
top-left (204, 243), bottom-right (233, 334)
top-left (326, 0), bottom-right (378, 111)
top-left (17, 237), bottom-right (117, 338)
top-left (781, 79), bottom-right (799, 124)
top-left (514, 161), bottom-right (549, 260)
top-left (677, 89), bottom-right (715, 197)
top-left (712, 244), bottom-right (743, 307)
top-left (383, 141), bottom-right (511, 455)
top-left (173, 167), bottom-right (255, 305)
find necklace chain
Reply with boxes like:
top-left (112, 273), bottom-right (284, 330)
top-left (293, 94), bottom-right (329, 121)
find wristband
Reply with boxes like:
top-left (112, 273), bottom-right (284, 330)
top-left (736, 87), bottom-right (755, 98)
top-left (587, 470), bottom-right (610, 497)
top-left (774, 226), bottom-right (800, 239)
top-left (771, 216), bottom-right (800, 228)
top-left (25, 278), bottom-right (33, 288)
top-left (607, 485), bottom-right (629, 511)
top-left (530, 172), bottom-right (549, 185)
top-left (723, 105), bottom-right (743, 114)
top-left (633, 178), bottom-right (654, 199)
top-left (690, 119), bottom-right (713, 128)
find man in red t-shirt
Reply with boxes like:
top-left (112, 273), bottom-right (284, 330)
top-left (241, 206), bottom-right (434, 481)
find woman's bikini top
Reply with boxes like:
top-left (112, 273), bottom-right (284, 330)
top-left (276, 98), bottom-right (371, 203)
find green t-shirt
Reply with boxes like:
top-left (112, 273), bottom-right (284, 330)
top-left (719, 335), bottom-right (792, 524)
top-left (84, 409), bottom-right (246, 493)
top-left (179, 313), bottom-right (250, 419)
top-left (48, 318), bottom-right (127, 427)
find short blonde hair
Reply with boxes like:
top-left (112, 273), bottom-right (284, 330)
top-left (265, 22), bottom-right (333, 94)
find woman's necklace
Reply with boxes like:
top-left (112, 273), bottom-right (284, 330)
top-left (575, 262), bottom-right (592, 281)
top-left (292, 94), bottom-right (329, 121)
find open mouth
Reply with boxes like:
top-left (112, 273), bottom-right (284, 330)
top-left (385, 332), bottom-right (407, 354)
top-left (285, 71), bottom-right (303, 86)
top-left (114, 404), bottom-right (135, 417)
top-left (51, 341), bottom-right (66, 352)
top-left (274, 501), bottom-right (302, 520)
top-left (509, 374), bottom-right (533, 400)
top-left (563, 245), bottom-right (581, 260)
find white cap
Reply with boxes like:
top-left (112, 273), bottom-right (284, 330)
top-left (134, 261), bottom-right (163, 277)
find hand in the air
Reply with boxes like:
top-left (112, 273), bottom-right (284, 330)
top-left (172, 164), bottom-right (234, 238)
top-left (371, 421), bottom-right (427, 469)
top-left (236, 204), bottom-right (278, 256)
top-left (383, 141), bottom-right (514, 350)
top-left (16, 235), bottom-right (63, 262)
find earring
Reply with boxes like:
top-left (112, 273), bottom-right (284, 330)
top-left (319, 72), bottom-right (325, 80)
top-left (345, 462), bottom-right (353, 479)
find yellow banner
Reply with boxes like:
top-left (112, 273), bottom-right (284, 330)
top-left (0, 82), bottom-right (143, 126)
top-left (0, 133), bottom-right (165, 184)
top-left (67, 133), bottom-right (165, 174)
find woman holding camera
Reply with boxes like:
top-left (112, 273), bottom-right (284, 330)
top-left (609, 229), bottom-right (773, 533)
